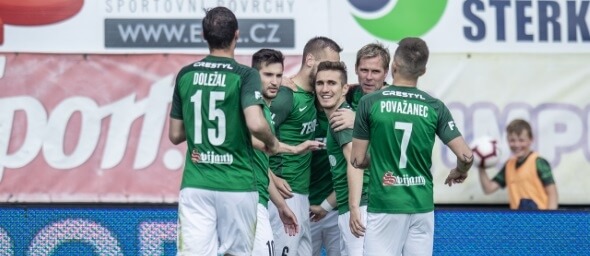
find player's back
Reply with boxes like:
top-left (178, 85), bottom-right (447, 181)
top-left (356, 85), bottom-right (461, 213)
top-left (172, 55), bottom-right (260, 192)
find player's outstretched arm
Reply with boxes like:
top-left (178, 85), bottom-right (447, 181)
top-left (244, 105), bottom-right (279, 155)
top-left (168, 118), bottom-right (186, 145)
top-left (268, 170), bottom-right (299, 236)
top-left (281, 140), bottom-right (325, 154)
top-left (350, 138), bottom-right (370, 169)
top-left (251, 137), bottom-right (323, 155)
top-left (444, 136), bottom-right (473, 187)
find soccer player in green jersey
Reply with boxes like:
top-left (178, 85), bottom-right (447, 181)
top-left (268, 36), bottom-right (342, 256)
top-left (250, 48), bottom-right (299, 256)
top-left (350, 37), bottom-right (474, 256)
top-left (308, 108), bottom-right (340, 256)
top-left (315, 61), bottom-right (369, 256)
top-left (168, 7), bottom-right (279, 256)
top-left (329, 42), bottom-right (391, 131)
top-left (250, 48), bottom-right (326, 255)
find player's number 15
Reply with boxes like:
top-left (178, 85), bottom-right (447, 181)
top-left (191, 90), bottom-right (226, 146)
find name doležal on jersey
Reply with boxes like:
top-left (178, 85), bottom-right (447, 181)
top-left (193, 72), bottom-right (227, 87)
top-left (196, 151), bottom-right (234, 165)
top-left (382, 172), bottom-right (426, 187)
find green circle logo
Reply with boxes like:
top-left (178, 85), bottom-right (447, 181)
top-left (349, 0), bottom-right (448, 41)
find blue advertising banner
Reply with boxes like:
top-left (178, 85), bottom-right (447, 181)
top-left (0, 205), bottom-right (588, 255)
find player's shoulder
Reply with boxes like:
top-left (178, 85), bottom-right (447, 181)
top-left (346, 84), bottom-right (361, 95)
top-left (277, 85), bottom-right (295, 96)
top-left (358, 87), bottom-right (386, 102)
top-left (270, 86), bottom-right (295, 111)
top-left (282, 77), bottom-right (298, 91)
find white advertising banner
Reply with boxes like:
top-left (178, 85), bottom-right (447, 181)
top-left (420, 53), bottom-right (590, 205)
top-left (0, 0), bottom-right (589, 54)
top-left (0, 52), bottom-right (589, 204)
top-left (0, 0), bottom-right (588, 205)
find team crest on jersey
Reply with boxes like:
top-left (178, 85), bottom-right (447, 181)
top-left (255, 91), bottom-right (262, 99)
top-left (328, 155), bottom-right (337, 167)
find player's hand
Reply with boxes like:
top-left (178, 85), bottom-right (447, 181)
top-left (349, 207), bottom-right (365, 238)
top-left (444, 168), bottom-right (468, 187)
top-left (309, 205), bottom-right (328, 222)
top-left (277, 205), bottom-right (299, 236)
top-left (190, 148), bottom-right (201, 163)
top-left (329, 108), bottom-right (355, 132)
top-left (273, 176), bottom-right (293, 199)
top-left (294, 140), bottom-right (325, 154)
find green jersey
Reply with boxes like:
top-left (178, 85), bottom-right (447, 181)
top-left (352, 86), bottom-right (461, 213)
top-left (326, 102), bottom-right (368, 215)
top-left (270, 86), bottom-right (317, 194)
top-left (253, 104), bottom-right (275, 207)
top-left (308, 109), bottom-right (334, 206)
top-left (345, 83), bottom-right (390, 111)
top-left (345, 85), bottom-right (364, 111)
top-left (170, 55), bottom-right (263, 192)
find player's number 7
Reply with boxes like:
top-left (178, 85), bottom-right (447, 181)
top-left (394, 121), bottom-right (412, 169)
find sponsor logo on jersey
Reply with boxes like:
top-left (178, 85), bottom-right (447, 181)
top-left (382, 171), bottom-right (426, 187)
top-left (448, 121), bottom-right (456, 131)
top-left (193, 62), bottom-right (233, 69)
top-left (382, 90), bottom-right (426, 99)
top-left (382, 171), bottom-right (397, 186)
top-left (298, 106), bottom-right (307, 112)
top-left (315, 137), bottom-right (327, 150)
top-left (300, 119), bottom-right (317, 135)
top-left (198, 151), bottom-right (234, 165)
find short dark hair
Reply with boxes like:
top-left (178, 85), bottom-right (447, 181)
top-left (394, 37), bottom-right (429, 79)
top-left (506, 119), bottom-right (533, 139)
top-left (356, 42), bottom-right (390, 71)
top-left (202, 7), bottom-right (238, 50)
top-left (301, 36), bottom-right (343, 64)
top-left (252, 48), bottom-right (285, 70)
top-left (316, 61), bottom-right (347, 85)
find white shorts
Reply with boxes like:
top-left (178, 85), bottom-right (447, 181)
top-left (253, 203), bottom-right (275, 256)
top-left (310, 209), bottom-right (341, 256)
top-left (337, 206), bottom-right (367, 256)
top-left (268, 193), bottom-right (312, 256)
top-left (364, 211), bottom-right (434, 256)
top-left (177, 188), bottom-right (258, 256)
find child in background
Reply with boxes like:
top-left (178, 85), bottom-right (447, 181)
top-left (478, 119), bottom-right (558, 210)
